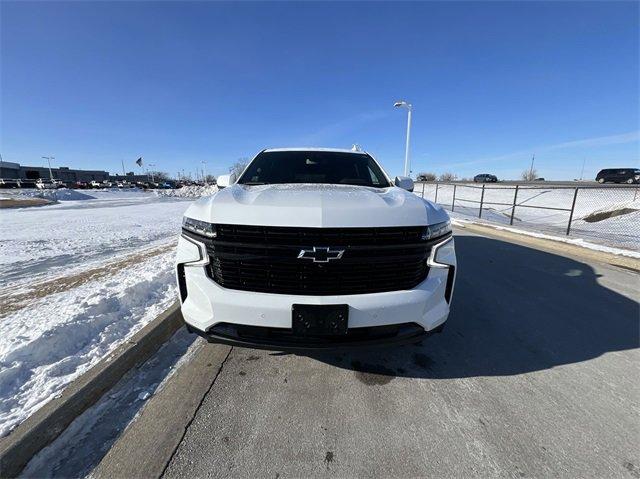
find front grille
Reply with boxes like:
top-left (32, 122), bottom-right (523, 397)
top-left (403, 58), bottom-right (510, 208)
top-left (186, 225), bottom-right (447, 296)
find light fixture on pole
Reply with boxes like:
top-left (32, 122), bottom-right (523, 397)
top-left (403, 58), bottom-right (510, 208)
top-left (394, 100), bottom-right (413, 177)
top-left (41, 156), bottom-right (55, 181)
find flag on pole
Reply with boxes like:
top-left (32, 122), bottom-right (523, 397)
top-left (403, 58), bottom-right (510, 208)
top-left (136, 157), bottom-right (143, 167)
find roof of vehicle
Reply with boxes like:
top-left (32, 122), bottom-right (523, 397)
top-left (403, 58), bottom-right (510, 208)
top-left (262, 147), bottom-right (368, 155)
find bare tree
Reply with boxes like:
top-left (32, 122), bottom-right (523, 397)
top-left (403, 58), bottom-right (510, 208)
top-left (229, 158), bottom-right (249, 178)
top-left (147, 170), bottom-right (169, 181)
top-left (521, 168), bottom-right (538, 181)
top-left (417, 172), bottom-right (437, 181)
top-left (203, 174), bottom-right (217, 184)
top-left (439, 172), bottom-right (458, 182)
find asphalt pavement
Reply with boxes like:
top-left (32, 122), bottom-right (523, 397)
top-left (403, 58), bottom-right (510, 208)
top-left (57, 228), bottom-right (640, 478)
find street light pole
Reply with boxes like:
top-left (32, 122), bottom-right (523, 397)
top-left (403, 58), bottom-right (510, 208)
top-left (201, 160), bottom-right (207, 185)
top-left (42, 156), bottom-right (55, 181)
top-left (394, 101), bottom-right (413, 177)
top-left (528, 154), bottom-right (535, 181)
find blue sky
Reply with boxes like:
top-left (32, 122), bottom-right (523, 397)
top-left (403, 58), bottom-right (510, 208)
top-left (1, 1), bottom-right (638, 180)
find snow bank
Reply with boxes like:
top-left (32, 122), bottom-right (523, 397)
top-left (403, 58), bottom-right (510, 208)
top-left (0, 246), bottom-right (179, 437)
top-left (0, 191), bottom-right (192, 435)
top-left (156, 184), bottom-right (219, 198)
top-left (18, 189), bottom-right (96, 201)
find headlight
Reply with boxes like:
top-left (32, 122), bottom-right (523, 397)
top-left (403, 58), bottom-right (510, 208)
top-left (421, 220), bottom-right (452, 241)
top-left (182, 217), bottom-right (217, 238)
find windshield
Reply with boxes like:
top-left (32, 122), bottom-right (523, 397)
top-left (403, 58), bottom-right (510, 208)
top-left (237, 151), bottom-right (391, 188)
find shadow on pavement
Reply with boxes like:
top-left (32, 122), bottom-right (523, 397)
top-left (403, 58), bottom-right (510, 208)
top-left (304, 234), bottom-right (640, 380)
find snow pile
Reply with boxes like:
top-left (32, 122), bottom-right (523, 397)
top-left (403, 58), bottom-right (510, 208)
top-left (156, 184), bottom-right (219, 198)
top-left (0, 190), bottom-right (193, 435)
top-left (19, 189), bottom-right (96, 201)
top-left (0, 247), bottom-right (179, 437)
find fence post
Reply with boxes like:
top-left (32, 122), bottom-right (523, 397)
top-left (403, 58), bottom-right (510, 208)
top-left (566, 187), bottom-right (579, 236)
top-left (452, 184), bottom-right (457, 212)
top-left (421, 182), bottom-right (425, 198)
top-left (478, 184), bottom-right (485, 218)
top-left (509, 185), bottom-right (519, 225)
top-left (434, 183), bottom-right (439, 204)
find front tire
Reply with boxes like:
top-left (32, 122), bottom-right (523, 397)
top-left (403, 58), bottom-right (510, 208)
top-left (597, 178), bottom-right (605, 184)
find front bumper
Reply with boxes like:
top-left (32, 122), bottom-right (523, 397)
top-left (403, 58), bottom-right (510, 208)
top-left (176, 234), bottom-right (456, 350)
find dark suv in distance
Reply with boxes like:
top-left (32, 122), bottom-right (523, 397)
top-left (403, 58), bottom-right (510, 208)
top-left (473, 173), bottom-right (498, 183)
top-left (595, 168), bottom-right (640, 184)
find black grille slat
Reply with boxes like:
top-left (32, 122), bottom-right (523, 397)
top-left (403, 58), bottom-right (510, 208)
top-left (186, 224), bottom-right (442, 295)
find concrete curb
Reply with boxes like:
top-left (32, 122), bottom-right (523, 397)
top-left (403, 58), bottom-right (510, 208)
top-left (0, 302), bottom-right (184, 478)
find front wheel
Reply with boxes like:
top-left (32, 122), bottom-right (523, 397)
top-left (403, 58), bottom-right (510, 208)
top-left (626, 178), bottom-right (634, 184)
top-left (597, 178), bottom-right (605, 184)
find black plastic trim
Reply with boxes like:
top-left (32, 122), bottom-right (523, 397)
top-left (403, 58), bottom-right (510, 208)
top-left (444, 265), bottom-right (455, 304)
top-left (185, 322), bottom-right (433, 351)
top-left (176, 264), bottom-right (188, 303)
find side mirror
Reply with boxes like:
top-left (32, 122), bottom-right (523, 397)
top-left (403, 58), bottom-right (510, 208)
top-left (394, 176), bottom-right (414, 192)
top-left (217, 174), bottom-right (236, 189)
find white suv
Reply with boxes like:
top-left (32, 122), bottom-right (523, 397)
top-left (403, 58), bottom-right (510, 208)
top-left (176, 148), bottom-right (456, 350)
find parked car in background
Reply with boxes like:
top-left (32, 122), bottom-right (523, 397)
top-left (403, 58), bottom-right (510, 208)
top-left (473, 173), bottom-right (498, 183)
top-left (596, 168), bottom-right (640, 184)
top-left (35, 179), bottom-right (63, 189)
top-left (89, 180), bottom-right (102, 188)
top-left (416, 173), bottom-right (435, 182)
top-left (0, 179), bottom-right (20, 189)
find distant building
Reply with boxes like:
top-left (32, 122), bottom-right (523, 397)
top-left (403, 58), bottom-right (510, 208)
top-left (0, 161), bottom-right (109, 183)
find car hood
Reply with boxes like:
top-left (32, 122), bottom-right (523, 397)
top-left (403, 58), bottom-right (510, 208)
top-left (184, 184), bottom-right (449, 228)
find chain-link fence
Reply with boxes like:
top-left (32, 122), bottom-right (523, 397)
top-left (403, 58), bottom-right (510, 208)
top-left (416, 182), bottom-right (640, 251)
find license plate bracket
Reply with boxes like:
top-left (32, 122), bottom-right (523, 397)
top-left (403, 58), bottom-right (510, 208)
top-left (292, 304), bottom-right (349, 336)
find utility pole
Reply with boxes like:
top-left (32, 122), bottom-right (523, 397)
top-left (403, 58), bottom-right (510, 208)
top-left (580, 158), bottom-right (586, 181)
top-left (528, 154), bottom-right (535, 181)
top-left (121, 159), bottom-right (126, 176)
top-left (42, 156), bottom-right (55, 181)
top-left (201, 160), bottom-right (207, 185)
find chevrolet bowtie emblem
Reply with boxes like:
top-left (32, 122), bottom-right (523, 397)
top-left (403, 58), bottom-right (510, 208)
top-left (297, 246), bottom-right (345, 263)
